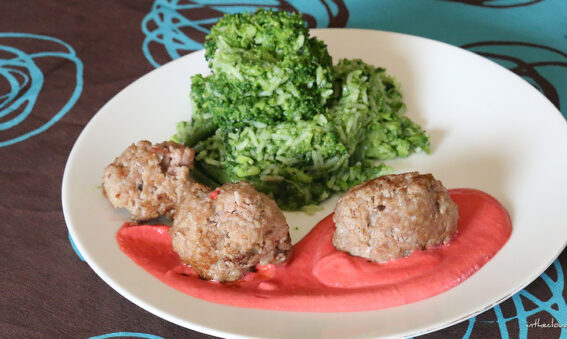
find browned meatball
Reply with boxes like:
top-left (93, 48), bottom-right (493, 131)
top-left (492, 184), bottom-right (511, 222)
top-left (169, 181), bottom-right (292, 282)
top-left (102, 140), bottom-right (195, 222)
top-left (333, 172), bottom-right (458, 262)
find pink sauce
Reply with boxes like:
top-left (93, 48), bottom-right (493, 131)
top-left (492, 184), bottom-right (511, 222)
top-left (117, 188), bottom-right (512, 312)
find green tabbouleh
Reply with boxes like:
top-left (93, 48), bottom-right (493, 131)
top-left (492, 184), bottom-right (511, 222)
top-left (173, 9), bottom-right (429, 210)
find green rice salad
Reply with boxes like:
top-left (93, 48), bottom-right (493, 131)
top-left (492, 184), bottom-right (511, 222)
top-left (173, 9), bottom-right (429, 210)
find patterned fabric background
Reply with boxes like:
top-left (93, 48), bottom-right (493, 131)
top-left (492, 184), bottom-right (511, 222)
top-left (1, 1), bottom-right (565, 338)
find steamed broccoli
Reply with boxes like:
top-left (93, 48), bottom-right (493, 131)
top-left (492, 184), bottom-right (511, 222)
top-left (171, 75), bottom-right (216, 146)
top-left (204, 9), bottom-right (308, 62)
top-left (195, 9), bottom-right (334, 125)
top-left (327, 59), bottom-right (429, 161)
top-left (190, 111), bottom-right (395, 209)
top-left (173, 10), bottom-right (430, 210)
top-left (364, 116), bottom-right (430, 159)
top-left (193, 115), bottom-right (351, 209)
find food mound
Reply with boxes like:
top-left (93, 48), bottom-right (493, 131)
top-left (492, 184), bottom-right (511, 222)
top-left (102, 140), bottom-right (195, 222)
top-left (103, 141), bottom-right (293, 282)
top-left (173, 9), bottom-right (430, 210)
top-left (333, 172), bottom-right (459, 262)
top-left (170, 181), bottom-right (291, 282)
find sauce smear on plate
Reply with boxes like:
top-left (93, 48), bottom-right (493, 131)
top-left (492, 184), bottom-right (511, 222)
top-left (117, 188), bottom-right (511, 312)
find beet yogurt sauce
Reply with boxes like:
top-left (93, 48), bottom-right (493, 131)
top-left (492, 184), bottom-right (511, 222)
top-left (117, 188), bottom-right (511, 312)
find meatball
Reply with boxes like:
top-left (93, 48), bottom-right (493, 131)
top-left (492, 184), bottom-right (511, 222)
top-left (102, 140), bottom-right (195, 222)
top-left (169, 181), bottom-right (292, 282)
top-left (333, 172), bottom-right (458, 262)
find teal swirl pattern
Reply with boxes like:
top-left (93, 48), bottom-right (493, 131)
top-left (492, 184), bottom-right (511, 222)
top-left (141, 0), bottom-right (348, 67)
top-left (0, 33), bottom-right (83, 147)
top-left (89, 333), bottom-right (165, 339)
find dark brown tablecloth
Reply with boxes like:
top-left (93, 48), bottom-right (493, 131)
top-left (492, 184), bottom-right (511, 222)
top-left (1, 1), bottom-right (565, 338)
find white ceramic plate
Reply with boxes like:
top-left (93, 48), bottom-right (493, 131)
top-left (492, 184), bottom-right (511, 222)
top-left (62, 29), bottom-right (567, 338)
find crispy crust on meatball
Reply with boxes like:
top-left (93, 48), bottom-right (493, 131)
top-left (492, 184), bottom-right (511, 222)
top-left (102, 140), bottom-right (195, 222)
top-left (170, 181), bottom-right (292, 282)
top-left (333, 172), bottom-right (458, 262)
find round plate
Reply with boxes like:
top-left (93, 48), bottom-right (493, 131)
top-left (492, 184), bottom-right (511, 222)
top-left (62, 29), bottom-right (567, 338)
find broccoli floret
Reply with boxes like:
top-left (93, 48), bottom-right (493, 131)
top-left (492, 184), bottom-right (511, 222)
top-left (328, 161), bottom-right (393, 192)
top-left (193, 9), bottom-right (334, 125)
top-left (171, 118), bottom-right (216, 147)
top-left (204, 9), bottom-right (308, 62)
top-left (327, 59), bottom-right (429, 161)
top-left (364, 116), bottom-right (430, 159)
top-left (190, 66), bottom-right (331, 125)
top-left (192, 115), bottom-right (350, 209)
top-left (171, 74), bottom-right (217, 146)
top-left (326, 61), bottom-right (374, 157)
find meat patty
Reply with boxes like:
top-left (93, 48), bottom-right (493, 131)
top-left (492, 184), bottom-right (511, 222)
top-left (102, 140), bottom-right (195, 222)
top-left (170, 181), bottom-right (292, 282)
top-left (333, 172), bottom-right (458, 262)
